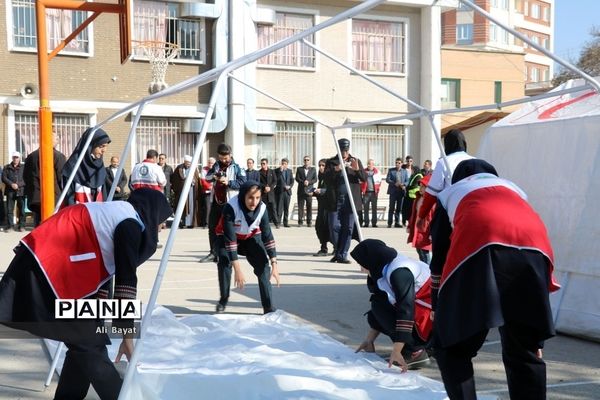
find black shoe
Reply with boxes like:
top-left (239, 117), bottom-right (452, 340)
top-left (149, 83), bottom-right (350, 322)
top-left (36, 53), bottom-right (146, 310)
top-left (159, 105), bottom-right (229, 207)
top-left (215, 303), bottom-right (226, 313)
top-left (212, 256), bottom-right (218, 263)
top-left (275, 224), bottom-right (280, 229)
top-left (329, 256), bottom-right (338, 263)
top-left (387, 224), bottom-right (392, 228)
top-left (307, 222), bottom-right (312, 227)
top-left (199, 253), bottom-right (214, 263)
top-left (298, 221), bottom-right (303, 226)
top-left (284, 223), bottom-right (290, 228)
top-left (16, 227), bottom-right (23, 232)
top-left (394, 223), bottom-right (402, 228)
top-left (313, 249), bottom-right (328, 257)
top-left (372, 225), bottom-right (377, 228)
top-left (337, 258), bottom-right (351, 264)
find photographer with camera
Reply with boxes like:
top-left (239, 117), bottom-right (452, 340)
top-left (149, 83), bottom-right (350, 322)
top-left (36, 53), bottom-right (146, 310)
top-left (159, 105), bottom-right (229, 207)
top-left (201, 143), bottom-right (246, 263)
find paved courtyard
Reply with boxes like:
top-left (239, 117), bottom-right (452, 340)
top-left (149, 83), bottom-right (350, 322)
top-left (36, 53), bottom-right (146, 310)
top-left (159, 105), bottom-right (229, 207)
top-left (0, 223), bottom-right (599, 399)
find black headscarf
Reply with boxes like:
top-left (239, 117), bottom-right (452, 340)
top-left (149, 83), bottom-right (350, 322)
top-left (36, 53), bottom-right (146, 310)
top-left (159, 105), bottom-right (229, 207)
top-left (62, 128), bottom-right (111, 189)
top-left (237, 180), bottom-right (263, 226)
top-left (444, 128), bottom-right (467, 155)
top-left (127, 188), bottom-right (173, 263)
top-left (350, 239), bottom-right (398, 282)
top-left (452, 159), bottom-right (498, 184)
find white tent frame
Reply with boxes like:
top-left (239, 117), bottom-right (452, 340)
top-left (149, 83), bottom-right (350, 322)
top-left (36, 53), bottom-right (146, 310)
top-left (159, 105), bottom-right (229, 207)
top-left (41, 0), bottom-right (598, 397)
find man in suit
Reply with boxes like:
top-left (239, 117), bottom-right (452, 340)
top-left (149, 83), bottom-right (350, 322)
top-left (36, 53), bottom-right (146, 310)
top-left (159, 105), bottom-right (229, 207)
top-left (105, 156), bottom-right (128, 200)
top-left (295, 155), bottom-right (317, 227)
top-left (246, 158), bottom-right (260, 182)
top-left (258, 158), bottom-right (278, 227)
top-left (275, 158), bottom-right (294, 228)
top-left (385, 157), bottom-right (408, 228)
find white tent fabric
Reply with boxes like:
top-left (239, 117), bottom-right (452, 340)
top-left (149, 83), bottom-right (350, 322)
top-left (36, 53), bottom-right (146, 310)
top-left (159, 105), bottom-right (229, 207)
top-left (46, 307), bottom-right (457, 399)
top-left (478, 77), bottom-right (600, 340)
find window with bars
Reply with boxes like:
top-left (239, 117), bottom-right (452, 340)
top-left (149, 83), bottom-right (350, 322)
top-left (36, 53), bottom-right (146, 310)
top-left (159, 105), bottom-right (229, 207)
top-left (14, 112), bottom-right (90, 158)
top-left (135, 118), bottom-right (197, 165)
top-left (352, 19), bottom-right (406, 74)
top-left (351, 125), bottom-right (404, 172)
top-left (257, 12), bottom-right (315, 68)
top-left (133, 1), bottom-right (206, 62)
top-left (255, 122), bottom-right (314, 169)
top-left (10, 0), bottom-right (90, 53)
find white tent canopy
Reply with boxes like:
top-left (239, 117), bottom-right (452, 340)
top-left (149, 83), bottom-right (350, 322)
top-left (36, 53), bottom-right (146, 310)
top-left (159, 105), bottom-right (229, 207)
top-left (478, 77), bottom-right (600, 341)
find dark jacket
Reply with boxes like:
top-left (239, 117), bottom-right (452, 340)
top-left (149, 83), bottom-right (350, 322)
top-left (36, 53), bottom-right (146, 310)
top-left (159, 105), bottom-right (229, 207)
top-left (385, 167), bottom-right (408, 195)
top-left (105, 166), bottom-right (128, 200)
top-left (23, 148), bottom-right (67, 212)
top-left (295, 166), bottom-right (317, 196)
top-left (275, 168), bottom-right (294, 195)
top-left (246, 169), bottom-right (260, 183)
top-left (2, 162), bottom-right (26, 196)
top-left (161, 164), bottom-right (174, 201)
top-left (323, 154), bottom-right (366, 212)
top-left (259, 168), bottom-right (278, 204)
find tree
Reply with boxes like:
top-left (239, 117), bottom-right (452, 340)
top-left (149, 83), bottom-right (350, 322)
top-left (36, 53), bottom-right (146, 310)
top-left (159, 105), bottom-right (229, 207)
top-left (553, 27), bottom-right (600, 86)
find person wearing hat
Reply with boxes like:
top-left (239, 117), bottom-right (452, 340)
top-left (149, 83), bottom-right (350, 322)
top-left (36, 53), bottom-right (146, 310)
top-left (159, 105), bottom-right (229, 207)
top-left (323, 138), bottom-right (366, 263)
top-left (171, 155), bottom-right (200, 228)
top-left (62, 128), bottom-right (112, 205)
top-left (2, 151), bottom-right (26, 231)
top-left (0, 188), bottom-right (172, 400)
top-left (406, 174), bottom-right (434, 264)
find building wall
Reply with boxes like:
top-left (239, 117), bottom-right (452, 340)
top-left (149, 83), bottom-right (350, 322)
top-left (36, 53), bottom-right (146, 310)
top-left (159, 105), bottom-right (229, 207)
top-left (441, 48), bottom-right (525, 128)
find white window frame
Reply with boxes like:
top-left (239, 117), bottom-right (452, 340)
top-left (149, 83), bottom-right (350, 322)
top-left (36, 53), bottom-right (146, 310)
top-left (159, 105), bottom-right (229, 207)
top-left (531, 67), bottom-right (539, 82)
top-left (531, 3), bottom-right (541, 19)
top-left (7, 0), bottom-right (94, 57)
top-left (542, 6), bottom-right (550, 22)
top-left (135, 117), bottom-right (198, 164)
top-left (351, 125), bottom-right (404, 172)
top-left (441, 78), bottom-right (460, 109)
top-left (256, 8), bottom-right (317, 71)
top-left (349, 14), bottom-right (409, 76)
top-left (456, 23), bottom-right (473, 45)
top-left (132, 0), bottom-right (207, 65)
top-left (255, 121), bottom-right (315, 169)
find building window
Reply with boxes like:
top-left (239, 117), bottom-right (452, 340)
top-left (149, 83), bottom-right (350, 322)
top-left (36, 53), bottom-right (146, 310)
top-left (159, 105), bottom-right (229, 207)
top-left (531, 67), bottom-right (539, 82)
top-left (543, 68), bottom-right (550, 82)
top-left (257, 12), bottom-right (315, 68)
top-left (542, 6), bottom-right (550, 22)
top-left (133, 1), bottom-right (206, 62)
top-left (531, 3), bottom-right (541, 19)
top-left (441, 78), bottom-right (461, 109)
top-left (352, 19), bottom-right (406, 74)
top-left (494, 81), bottom-right (502, 104)
top-left (10, 0), bottom-right (90, 53)
top-left (491, 0), bottom-right (509, 10)
top-left (14, 112), bottom-right (90, 158)
top-left (524, 1), bottom-right (529, 16)
top-left (457, 2), bottom-right (471, 11)
top-left (543, 37), bottom-right (549, 49)
top-left (352, 125), bottom-right (404, 172)
top-left (456, 24), bottom-right (473, 45)
top-left (490, 23), bottom-right (509, 44)
top-left (136, 118), bottom-right (197, 164)
top-left (256, 122), bottom-right (315, 169)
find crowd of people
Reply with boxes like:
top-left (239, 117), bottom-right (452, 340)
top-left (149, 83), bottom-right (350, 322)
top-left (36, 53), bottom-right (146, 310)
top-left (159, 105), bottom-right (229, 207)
top-left (0, 127), bottom-right (561, 400)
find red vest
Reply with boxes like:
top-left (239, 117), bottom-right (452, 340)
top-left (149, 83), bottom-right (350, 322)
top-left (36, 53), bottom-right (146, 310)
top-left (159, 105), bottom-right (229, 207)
top-left (438, 174), bottom-right (560, 292)
top-left (21, 202), bottom-right (143, 299)
top-left (216, 197), bottom-right (266, 240)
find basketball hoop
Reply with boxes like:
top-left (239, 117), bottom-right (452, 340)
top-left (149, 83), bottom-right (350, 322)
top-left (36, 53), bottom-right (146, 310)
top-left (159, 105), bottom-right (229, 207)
top-left (134, 40), bottom-right (180, 94)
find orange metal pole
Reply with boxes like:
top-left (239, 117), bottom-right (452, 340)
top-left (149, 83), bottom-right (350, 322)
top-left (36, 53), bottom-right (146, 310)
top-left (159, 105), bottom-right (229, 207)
top-left (36, 1), bottom-right (55, 220)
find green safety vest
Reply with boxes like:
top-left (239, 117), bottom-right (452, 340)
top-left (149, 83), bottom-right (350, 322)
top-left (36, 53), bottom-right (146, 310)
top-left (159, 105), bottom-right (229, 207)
top-left (407, 172), bottom-right (423, 199)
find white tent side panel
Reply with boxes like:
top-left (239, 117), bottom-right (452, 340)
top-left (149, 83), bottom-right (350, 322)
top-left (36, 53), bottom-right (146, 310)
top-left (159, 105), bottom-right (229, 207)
top-left (477, 78), bottom-right (600, 340)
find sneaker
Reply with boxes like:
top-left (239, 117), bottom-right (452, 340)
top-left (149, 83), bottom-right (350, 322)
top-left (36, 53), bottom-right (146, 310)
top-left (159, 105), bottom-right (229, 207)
top-left (406, 349), bottom-right (430, 370)
top-left (215, 303), bottom-right (226, 313)
top-left (313, 249), bottom-right (328, 257)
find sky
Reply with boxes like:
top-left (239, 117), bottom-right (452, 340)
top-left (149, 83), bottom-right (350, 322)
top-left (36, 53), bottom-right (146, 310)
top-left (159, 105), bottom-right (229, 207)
top-left (554, 0), bottom-right (599, 63)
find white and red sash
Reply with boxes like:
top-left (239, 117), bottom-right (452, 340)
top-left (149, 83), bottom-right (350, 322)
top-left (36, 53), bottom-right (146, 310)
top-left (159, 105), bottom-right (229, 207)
top-left (73, 182), bottom-right (103, 203)
top-left (21, 202), bottom-right (143, 299)
top-left (217, 197), bottom-right (266, 240)
top-left (437, 173), bottom-right (560, 292)
top-left (377, 255), bottom-right (433, 341)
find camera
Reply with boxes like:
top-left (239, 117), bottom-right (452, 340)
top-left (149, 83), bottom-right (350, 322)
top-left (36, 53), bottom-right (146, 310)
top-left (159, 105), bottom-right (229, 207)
top-left (214, 171), bottom-right (226, 179)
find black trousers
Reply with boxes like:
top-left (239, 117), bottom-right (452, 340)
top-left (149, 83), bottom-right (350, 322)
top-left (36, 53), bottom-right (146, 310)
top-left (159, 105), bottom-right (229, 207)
top-left (6, 191), bottom-right (24, 228)
top-left (266, 200), bottom-right (278, 226)
top-left (435, 324), bottom-right (546, 400)
top-left (402, 196), bottom-right (414, 226)
top-left (315, 206), bottom-right (329, 250)
top-left (55, 342), bottom-right (122, 400)
top-left (198, 192), bottom-right (211, 227)
top-left (216, 236), bottom-right (273, 312)
top-left (297, 194), bottom-right (313, 224)
top-left (362, 192), bottom-right (378, 227)
top-left (277, 191), bottom-right (291, 226)
top-left (208, 202), bottom-right (225, 255)
top-left (387, 191), bottom-right (404, 226)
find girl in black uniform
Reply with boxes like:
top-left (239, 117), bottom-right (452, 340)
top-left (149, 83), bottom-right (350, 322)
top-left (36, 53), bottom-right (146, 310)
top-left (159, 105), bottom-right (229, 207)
top-left (215, 180), bottom-right (280, 314)
top-left (0, 189), bottom-right (172, 400)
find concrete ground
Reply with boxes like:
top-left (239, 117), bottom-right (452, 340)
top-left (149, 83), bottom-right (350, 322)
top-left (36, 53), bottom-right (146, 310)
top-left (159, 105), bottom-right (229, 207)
top-left (1, 223), bottom-right (599, 399)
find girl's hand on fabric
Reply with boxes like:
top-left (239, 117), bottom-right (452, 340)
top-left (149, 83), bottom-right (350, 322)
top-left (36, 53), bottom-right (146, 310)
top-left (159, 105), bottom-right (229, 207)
top-left (115, 337), bottom-right (134, 362)
top-left (355, 341), bottom-right (375, 353)
top-left (389, 347), bottom-right (408, 372)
